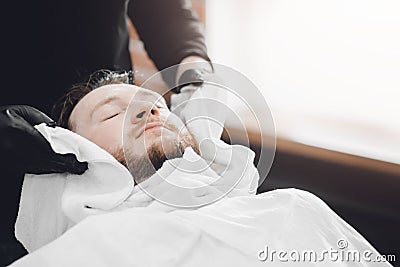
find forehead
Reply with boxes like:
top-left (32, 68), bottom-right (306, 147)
top-left (70, 84), bottom-right (164, 120)
top-left (82, 83), bottom-right (162, 104)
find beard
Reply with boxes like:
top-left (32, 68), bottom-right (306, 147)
top-left (113, 132), bottom-right (199, 184)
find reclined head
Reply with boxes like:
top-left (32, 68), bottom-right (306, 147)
top-left (53, 70), bottom-right (199, 184)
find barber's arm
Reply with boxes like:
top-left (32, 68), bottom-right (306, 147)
top-left (0, 105), bottom-right (87, 175)
top-left (128, 0), bottom-right (225, 141)
top-left (128, 0), bottom-right (211, 88)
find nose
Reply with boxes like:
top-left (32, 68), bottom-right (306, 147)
top-left (130, 103), bottom-right (160, 124)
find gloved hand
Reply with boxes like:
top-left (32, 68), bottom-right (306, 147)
top-left (170, 68), bottom-right (227, 143)
top-left (0, 105), bottom-right (88, 175)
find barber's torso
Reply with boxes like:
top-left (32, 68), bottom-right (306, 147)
top-left (1, 0), bottom-right (132, 116)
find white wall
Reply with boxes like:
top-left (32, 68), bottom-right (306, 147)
top-left (206, 0), bottom-right (400, 163)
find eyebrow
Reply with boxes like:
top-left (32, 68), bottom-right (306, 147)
top-left (90, 96), bottom-right (120, 118)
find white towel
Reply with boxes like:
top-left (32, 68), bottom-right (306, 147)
top-left (15, 123), bottom-right (135, 252)
top-left (13, 126), bottom-right (390, 267)
top-left (170, 79), bottom-right (227, 143)
top-left (15, 123), bottom-right (258, 253)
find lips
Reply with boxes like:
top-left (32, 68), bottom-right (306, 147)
top-left (145, 123), bottom-right (164, 132)
top-left (137, 122), bottom-right (167, 138)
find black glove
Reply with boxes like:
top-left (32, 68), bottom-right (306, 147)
top-left (172, 68), bottom-right (208, 93)
top-left (0, 105), bottom-right (88, 175)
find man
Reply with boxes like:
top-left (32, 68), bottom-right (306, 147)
top-left (3, 71), bottom-right (392, 266)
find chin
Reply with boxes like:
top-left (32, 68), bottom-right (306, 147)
top-left (145, 131), bottom-right (178, 146)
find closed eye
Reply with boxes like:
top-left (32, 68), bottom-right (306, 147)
top-left (103, 112), bottom-right (120, 121)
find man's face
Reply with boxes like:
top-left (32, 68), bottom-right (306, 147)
top-left (69, 84), bottom-right (198, 183)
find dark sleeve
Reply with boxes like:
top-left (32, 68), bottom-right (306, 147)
top-left (128, 0), bottom-right (210, 86)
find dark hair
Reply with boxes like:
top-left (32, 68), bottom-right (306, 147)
top-left (51, 69), bottom-right (134, 129)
